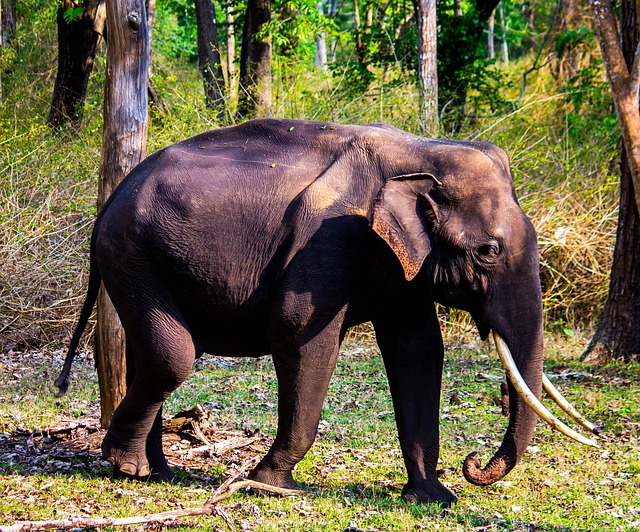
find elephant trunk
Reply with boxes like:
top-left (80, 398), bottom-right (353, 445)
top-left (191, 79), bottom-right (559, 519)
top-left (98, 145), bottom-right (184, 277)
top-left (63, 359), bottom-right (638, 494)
top-left (462, 320), bottom-right (544, 486)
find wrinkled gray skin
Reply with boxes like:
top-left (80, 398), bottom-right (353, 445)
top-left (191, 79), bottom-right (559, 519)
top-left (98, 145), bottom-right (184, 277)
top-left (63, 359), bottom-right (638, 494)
top-left (56, 118), bottom-right (544, 505)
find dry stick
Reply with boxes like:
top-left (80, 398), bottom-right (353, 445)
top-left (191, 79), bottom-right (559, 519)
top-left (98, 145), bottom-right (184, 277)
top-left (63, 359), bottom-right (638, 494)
top-left (1, 461), bottom-right (303, 532)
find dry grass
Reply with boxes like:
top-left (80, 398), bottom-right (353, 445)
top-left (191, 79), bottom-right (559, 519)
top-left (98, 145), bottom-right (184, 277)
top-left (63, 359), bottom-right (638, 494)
top-left (0, 128), bottom-right (97, 350)
top-left (534, 186), bottom-right (618, 327)
top-left (0, 35), bottom-right (621, 351)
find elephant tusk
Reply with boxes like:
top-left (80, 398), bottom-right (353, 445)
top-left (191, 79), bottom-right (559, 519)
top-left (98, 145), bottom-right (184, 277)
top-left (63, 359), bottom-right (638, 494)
top-left (492, 331), bottom-right (599, 448)
top-left (542, 374), bottom-right (600, 435)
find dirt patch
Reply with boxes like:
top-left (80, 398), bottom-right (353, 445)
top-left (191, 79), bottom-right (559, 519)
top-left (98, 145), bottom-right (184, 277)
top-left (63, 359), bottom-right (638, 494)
top-left (0, 413), bottom-right (273, 484)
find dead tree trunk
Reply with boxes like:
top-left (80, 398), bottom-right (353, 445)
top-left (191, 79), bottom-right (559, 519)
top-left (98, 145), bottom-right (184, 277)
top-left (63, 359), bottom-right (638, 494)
top-left (195, 0), bottom-right (225, 117)
top-left (96, 0), bottom-right (150, 428)
top-left (585, 0), bottom-right (640, 362)
top-left (415, 0), bottom-right (438, 135)
top-left (48, 0), bottom-right (106, 129)
top-left (237, 0), bottom-right (271, 118)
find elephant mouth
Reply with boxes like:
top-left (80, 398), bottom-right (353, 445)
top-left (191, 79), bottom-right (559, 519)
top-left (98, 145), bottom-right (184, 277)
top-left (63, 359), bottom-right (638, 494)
top-left (492, 331), bottom-right (600, 445)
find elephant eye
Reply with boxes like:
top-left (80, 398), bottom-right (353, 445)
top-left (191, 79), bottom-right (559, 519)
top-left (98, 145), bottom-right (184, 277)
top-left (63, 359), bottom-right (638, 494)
top-left (477, 241), bottom-right (501, 258)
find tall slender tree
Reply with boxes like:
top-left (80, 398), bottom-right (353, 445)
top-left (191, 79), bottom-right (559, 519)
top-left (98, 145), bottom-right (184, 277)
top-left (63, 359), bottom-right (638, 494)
top-left (1, 0), bottom-right (16, 46)
top-left (48, 0), bottom-right (106, 129)
top-left (315, 1), bottom-right (327, 70)
top-left (95, 0), bottom-right (150, 428)
top-left (415, 0), bottom-right (438, 135)
top-left (195, 0), bottom-right (225, 116)
top-left (585, 0), bottom-right (640, 361)
top-left (237, 0), bottom-right (271, 118)
top-left (225, 0), bottom-right (237, 104)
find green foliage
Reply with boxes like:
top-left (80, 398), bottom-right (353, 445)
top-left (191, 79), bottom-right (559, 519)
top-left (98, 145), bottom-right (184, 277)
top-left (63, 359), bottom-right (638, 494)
top-left (62, 6), bottom-right (84, 23)
top-left (436, 1), bottom-right (513, 129)
top-left (269, 0), bottom-right (338, 60)
top-left (555, 25), bottom-right (595, 60)
top-left (154, 0), bottom-right (200, 62)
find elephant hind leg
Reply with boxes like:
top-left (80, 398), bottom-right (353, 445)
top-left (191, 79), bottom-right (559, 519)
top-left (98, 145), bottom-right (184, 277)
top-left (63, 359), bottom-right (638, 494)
top-left (102, 306), bottom-right (196, 480)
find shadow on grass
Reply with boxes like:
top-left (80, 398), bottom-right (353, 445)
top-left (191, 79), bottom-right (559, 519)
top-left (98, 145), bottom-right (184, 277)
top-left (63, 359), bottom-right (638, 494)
top-left (0, 423), bottom-right (242, 488)
top-left (297, 480), bottom-right (578, 531)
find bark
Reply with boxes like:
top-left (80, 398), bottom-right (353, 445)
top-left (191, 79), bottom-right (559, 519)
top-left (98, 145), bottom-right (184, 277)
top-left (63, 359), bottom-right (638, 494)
top-left (225, 0), bottom-right (237, 103)
top-left (47, 0), bottom-right (106, 129)
top-left (415, 0), bottom-right (438, 135)
top-left (146, 0), bottom-right (155, 31)
top-left (314, 2), bottom-right (327, 70)
top-left (195, 0), bottom-right (225, 116)
top-left (488, 10), bottom-right (495, 59)
top-left (2, 0), bottom-right (16, 45)
top-left (499, 4), bottom-right (509, 66)
top-left (237, 0), bottom-right (271, 118)
top-left (589, 0), bottom-right (640, 235)
top-left (96, 0), bottom-right (150, 428)
top-left (585, 0), bottom-right (640, 362)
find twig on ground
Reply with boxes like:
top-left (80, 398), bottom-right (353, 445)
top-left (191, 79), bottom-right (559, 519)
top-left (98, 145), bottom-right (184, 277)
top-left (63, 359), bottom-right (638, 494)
top-left (0, 458), bottom-right (303, 532)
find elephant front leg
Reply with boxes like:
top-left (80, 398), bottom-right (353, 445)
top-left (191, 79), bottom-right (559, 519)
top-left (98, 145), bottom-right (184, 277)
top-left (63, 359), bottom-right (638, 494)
top-left (249, 323), bottom-right (342, 490)
top-left (374, 307), bottom-right (457, 506)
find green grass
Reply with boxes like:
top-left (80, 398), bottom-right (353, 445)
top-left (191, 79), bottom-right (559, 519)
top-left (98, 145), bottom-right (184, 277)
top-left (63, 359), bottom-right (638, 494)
top-left (1, 333), bottom-right (638, 530)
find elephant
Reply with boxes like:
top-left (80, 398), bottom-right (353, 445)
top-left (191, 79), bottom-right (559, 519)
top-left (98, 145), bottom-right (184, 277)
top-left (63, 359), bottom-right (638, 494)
top-left (55, 118), bottom-right (598, 505)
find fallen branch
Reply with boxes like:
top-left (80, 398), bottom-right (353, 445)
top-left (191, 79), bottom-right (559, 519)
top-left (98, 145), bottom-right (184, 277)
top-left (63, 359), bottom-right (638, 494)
top-left (188, 435), bottom-right (261, 456)
top-left (1, 468), bottom-right (302, 532)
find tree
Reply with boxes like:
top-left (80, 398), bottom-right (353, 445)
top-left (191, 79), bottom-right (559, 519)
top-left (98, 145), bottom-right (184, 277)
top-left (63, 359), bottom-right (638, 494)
top-left (584, 0), bottom-right (640, 362)
top-left (1, 0), bottom-right (16, 46)
top-left (0, 0), bottom-right (14, 107)
top-left (314, 1), bottom-right (327, 70)
top-left (195, 0), bottom-right (225, 116)
top-left (225, 0), bottom-right (237, 103)
top-left (415, 0), bottom-right (438, 135)
top-left (237, 0), bottom-right (271, 118)
top-left (95, 0), bottom-right (150, 428)
top-left (48, 0), bottom-right (106, 129)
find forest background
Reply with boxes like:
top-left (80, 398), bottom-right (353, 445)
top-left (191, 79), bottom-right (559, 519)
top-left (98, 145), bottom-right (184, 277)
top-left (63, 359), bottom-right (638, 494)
top-left (0, 0), bottom-right (627, 357)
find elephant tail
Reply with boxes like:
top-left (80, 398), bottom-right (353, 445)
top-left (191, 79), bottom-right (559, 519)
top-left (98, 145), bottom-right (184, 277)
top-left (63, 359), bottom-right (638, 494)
top-left (54, 225), bottom-right (102, 397)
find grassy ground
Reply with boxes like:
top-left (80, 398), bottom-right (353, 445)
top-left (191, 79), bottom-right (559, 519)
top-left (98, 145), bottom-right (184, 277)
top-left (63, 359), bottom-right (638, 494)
top-left (1, 330), bottom-right (638, 531)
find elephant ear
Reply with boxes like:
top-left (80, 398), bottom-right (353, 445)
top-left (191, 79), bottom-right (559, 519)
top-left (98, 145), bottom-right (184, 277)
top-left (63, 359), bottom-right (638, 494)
top-left (372, 174), bottom-right (440, 281)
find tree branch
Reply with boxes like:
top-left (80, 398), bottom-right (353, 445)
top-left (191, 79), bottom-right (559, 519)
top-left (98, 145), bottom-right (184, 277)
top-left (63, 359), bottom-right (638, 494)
top-left (1, 467), bottom-right (303, 532)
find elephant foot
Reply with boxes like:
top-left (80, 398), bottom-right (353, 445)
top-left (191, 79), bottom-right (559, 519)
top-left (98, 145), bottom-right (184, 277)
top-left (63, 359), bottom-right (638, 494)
top-left (247, 465), bottom-right (300, 492)
top-left (402, 479), bottom-right (457, 507)
top-left (102, 437), bottom-right (151, 479)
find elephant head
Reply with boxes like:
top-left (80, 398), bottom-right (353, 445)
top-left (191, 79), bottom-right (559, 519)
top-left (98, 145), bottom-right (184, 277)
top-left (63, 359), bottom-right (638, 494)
top-left (372, 141), bottom-right (598, 486)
